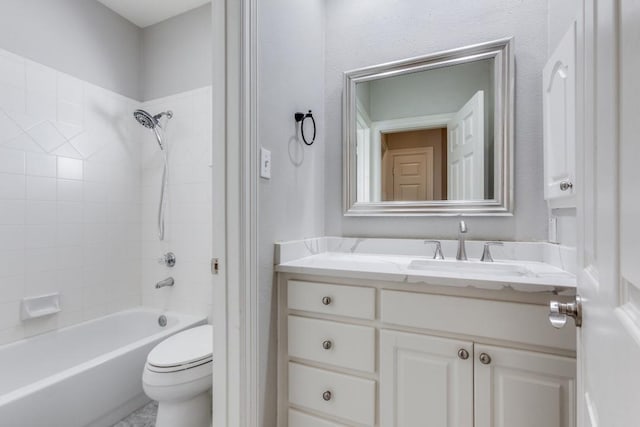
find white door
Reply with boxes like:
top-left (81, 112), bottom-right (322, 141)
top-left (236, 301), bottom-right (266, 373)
top-left (543, 23), bottom-right (576, 204)
top-left (391, 148), bottom-right (434, 201)
top-left (474, 344), bottom-right (576, 427)
top-left (574, 0), bottom-right (640, 425)
top-left (379, 330), bottom-right (473, 427)
top-left (447, 90), bottom-right (484, 200)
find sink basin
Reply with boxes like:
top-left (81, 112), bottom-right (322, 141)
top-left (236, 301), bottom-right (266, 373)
top-left (408, 259), bottom-right (532, 277)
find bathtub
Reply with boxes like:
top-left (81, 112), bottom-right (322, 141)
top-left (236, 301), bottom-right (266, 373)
top-left (0, 308), bottom-right (207, 427)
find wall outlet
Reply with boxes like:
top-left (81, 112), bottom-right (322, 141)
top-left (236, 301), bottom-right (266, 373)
top-left (260, 147), bottom-right (271, 179)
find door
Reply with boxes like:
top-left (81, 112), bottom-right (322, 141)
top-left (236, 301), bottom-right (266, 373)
top-left (391, 148), bottom-right (434, 200)
top-left (543, 23), bottom-right (576, 204)
top-left (474, 344), bottom-right (576, 427)
top-left (575, 0), bottom-right (640, 426)
top-left (379, 330), bottom-right (473, 427)
top-left (447, 90), bottom-right (484, 200)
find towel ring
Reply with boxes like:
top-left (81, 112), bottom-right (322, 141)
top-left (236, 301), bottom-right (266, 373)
top-left (294, 110), bottom-right (316, 146)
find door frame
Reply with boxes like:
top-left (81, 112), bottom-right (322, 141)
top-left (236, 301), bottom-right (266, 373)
top-left (212, 0), bottom-right (260, 426)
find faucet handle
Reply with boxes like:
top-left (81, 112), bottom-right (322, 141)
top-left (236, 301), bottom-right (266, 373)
top-left (459, 220), bottom-right (467, 233)
top-left (424, 240), bottom-right (445, 260)
top-left (480, 242), bottom-right (503, 262)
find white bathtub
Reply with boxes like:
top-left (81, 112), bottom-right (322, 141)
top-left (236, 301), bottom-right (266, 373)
top-left (0, 308), bottom-right (207, 427)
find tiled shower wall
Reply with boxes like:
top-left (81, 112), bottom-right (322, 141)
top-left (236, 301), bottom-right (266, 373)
top-left (140, 88), bottom-right (212, 319)
top-left (0, 49), bottom-right (213, 344)
top-left (0, 49), bottom-right (142, 344)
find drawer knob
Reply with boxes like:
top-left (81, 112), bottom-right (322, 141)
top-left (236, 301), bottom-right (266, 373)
top-left (322, 340), bottom-right (333, 350)
top-left (457, 349), bottom-right (469, 360)
top-left (322, 296), bottom-right (332, 306)
top-left (479, 353), bottom-right (492, 365)
top-left (322, 391), bottom-right (332, 401)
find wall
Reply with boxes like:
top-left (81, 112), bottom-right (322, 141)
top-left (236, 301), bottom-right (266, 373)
top-left (0, 50), bottom-right (142, 345)
top-left (0, 0), bottom-right (141, 100)
top-left (141, 4), bottom-right (213, 101)
top-left (140, 87), bottom-right (213, 319)
top-left (325, 0), bottom-right (549, 241)
top-left (547, 0), bottom-right (579, 246)
top-left (257, 0), bottom-right (326, 425)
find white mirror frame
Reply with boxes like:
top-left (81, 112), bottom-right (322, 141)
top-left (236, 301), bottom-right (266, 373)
top-left (343, 38), bottom-right (514, 216)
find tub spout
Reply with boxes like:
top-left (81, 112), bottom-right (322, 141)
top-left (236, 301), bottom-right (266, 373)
top-left (156, 277), bottom-right (174, 289)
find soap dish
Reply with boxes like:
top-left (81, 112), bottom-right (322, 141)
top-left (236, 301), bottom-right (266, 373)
top-left (21, 293), bottom-right (61, 320)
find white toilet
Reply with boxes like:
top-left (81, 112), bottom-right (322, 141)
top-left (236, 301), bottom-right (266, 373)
top-left (143, 324), bottom-right (213, 427)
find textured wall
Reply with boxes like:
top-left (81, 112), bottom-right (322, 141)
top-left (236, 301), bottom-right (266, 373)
top-left (140, 4), bottom-right (213, 101)
top-left (0, 0), bottom-right (141, 100)
top-left (257, 0), bottom-right (326, 425)
top-left (324, 0), bottom-right (550, 242)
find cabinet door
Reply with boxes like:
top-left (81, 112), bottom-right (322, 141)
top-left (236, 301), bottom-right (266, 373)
top-left (543, 23), bottom-right (576, 206)
top-left (474, 344), bottom-right (576, 427)
top-left (379, 330), bottom-right (473, 427)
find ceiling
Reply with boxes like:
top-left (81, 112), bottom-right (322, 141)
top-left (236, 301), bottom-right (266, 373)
top-left (96, 0), bottom-right (211, 28)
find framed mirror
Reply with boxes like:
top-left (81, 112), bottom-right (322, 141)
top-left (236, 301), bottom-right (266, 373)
top-left (343, 38), bottom-right (514, 216)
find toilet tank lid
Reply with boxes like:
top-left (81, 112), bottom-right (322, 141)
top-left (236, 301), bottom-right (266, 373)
top-left (147, 324), bottom-right (213, 368)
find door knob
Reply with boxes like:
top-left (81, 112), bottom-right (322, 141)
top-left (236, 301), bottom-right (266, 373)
top-left (559, 181), bottom-right (573, 191)
top-left (479, 353), bottom-right (492, 365)
top-left (549, 296), bottom-right (582, 328)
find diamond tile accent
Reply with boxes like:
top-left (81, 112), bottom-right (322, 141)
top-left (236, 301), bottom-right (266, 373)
top-left (0, 111), bottom-right (23, 143)
top-left (27, 121), bottom-right (66, 153)
top-left (3, 133), bottom-right (44, 153)
top-left (53, 143), bottom-right (83, 160)
top-left (69, 132), bottom-right (103, 159)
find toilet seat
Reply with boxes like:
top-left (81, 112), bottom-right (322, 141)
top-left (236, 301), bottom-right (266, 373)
top-left (146, 324), bottom-right (213, 373)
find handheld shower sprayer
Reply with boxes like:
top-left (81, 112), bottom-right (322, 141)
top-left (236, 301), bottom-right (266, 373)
top-left (133, 109), bottom-right (173, 240)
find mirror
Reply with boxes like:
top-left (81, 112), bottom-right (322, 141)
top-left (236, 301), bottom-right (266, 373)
top-left (343, 38), bottom-right (514, 215)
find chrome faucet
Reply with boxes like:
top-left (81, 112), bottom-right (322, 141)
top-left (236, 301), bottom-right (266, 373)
top-left (456, 220), bottom-right (468, 261)
top-left (424, 240), bottom-right (445, 260)
top-left (156, 277), bottom-right (174, 289)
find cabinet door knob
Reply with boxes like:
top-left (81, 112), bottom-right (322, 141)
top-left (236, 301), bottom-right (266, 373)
top-left (457, 349), bottom-right (469, 360)
top-left (322, 296), bottom-right (332, 306)
top-left (559, 181), bottom-right (573, 191)
top-left (479, 353), bottom-right (492, 365)
top-left (322, 391), bottom-right (332, 401)
top-left (322, 340), bottom-right (333, 350)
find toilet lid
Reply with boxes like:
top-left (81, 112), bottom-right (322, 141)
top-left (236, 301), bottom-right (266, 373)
top-left (147, 324), bottom-right (213, 369)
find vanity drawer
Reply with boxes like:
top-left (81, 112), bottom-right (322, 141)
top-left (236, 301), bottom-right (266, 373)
top-left (288, 362), bottom-right (376, 425)
top-left (380, 290), bottom-right (576, 351)
top-left (289, 409), bottom-right (348, 427)
top-left (288, 315), bottom-right (375, 372)
top-left (288, 280), bottom-right (375, 320)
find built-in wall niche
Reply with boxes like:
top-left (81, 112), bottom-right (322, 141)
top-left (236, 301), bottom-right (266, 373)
top-left (343, 39), bottom-right (514, 216)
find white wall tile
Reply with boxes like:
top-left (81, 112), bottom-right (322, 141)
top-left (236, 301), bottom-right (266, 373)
top-left (0, 200), bottom-right (25, 224)
top-left (26, 152), bottom-right (56, 177)
top-left (57, 157), bottom-right (83, 180)
top-left (57, 179), bottom-right (82, 201)
top-left (0, 225), bottom-right (25, 251)
top-left (0, 173), bottom-right (25, 199)
top-left (3, 133), bottom-right (44, 153)
top-left (27, 122), bottom-right (66, 153)
top-left (57, 201), bottom-right (83, 224)
top-left (26, 200), bottom-right (56, 224)
top-left (25, 225), bottom-right (56, 248)
top-left (0, 147), bottom-right (25, 174)
top-left (26, 176), bottom-right (56, 200)
top-left (0, 111), bottom-right (24, 143)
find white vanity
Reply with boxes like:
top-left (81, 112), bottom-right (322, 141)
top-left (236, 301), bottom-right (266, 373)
top-left (276, 237), bottom-right (577, 427)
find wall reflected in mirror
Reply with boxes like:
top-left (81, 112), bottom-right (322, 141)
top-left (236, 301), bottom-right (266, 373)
top-left (355, 58), bottom-right (495, 203)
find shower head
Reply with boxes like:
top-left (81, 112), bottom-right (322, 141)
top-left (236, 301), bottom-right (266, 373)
top-left (133, 109), bottom-right (157, 129)
top-left (133, 109), bottom-right (173, 130)
top-left (133, 109), bottom-right (173, 150)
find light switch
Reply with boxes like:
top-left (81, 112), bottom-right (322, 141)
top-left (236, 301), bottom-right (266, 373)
top-left (260, 147), bottom-right (271, 179)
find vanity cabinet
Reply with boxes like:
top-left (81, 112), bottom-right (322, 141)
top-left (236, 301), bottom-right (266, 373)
top-left (278, 277), bottom-right (576, 427)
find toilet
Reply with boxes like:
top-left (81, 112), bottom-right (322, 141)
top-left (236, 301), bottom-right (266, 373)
top-left (142, 324), bottom-right (213, 427)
